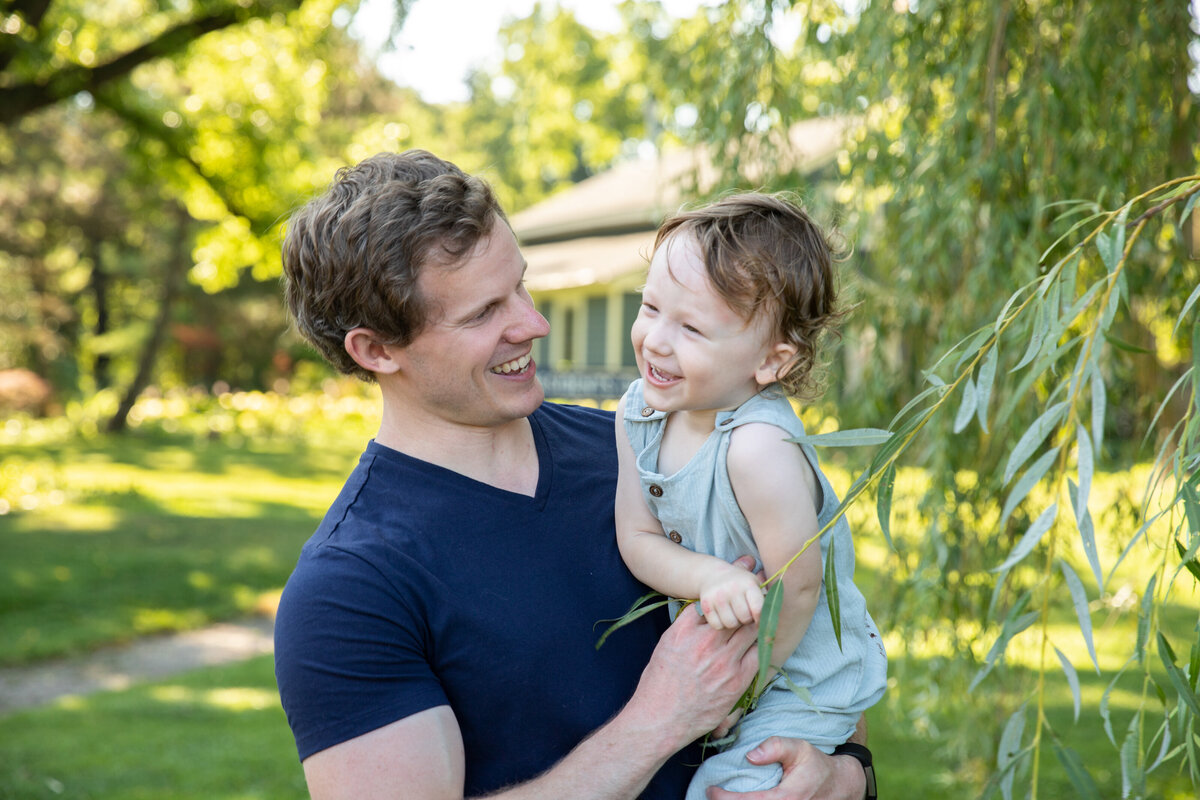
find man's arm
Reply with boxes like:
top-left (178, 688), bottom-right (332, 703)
top-left (302, 609), bottom-right (760, 800)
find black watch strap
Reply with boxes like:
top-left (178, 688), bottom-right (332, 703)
top-left (831, 742), bottom-right (877, 800)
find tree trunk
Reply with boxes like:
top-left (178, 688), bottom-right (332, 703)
top-left (89, 240), bottom-right (112, 390)
top-left (105, 208), bottom-right (188, 434)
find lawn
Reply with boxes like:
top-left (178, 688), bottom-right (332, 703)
top-left (1, 390), bottom-right (1196, 798)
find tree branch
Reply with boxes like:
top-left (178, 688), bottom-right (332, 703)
top-left (0, 0), bottom-right (301, 125)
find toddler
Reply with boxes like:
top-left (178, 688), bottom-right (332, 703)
top-left (615, 193), bottom-right (887, 798)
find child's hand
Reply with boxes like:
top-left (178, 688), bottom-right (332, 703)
top-left (698, 566), bottom-right (765, 630)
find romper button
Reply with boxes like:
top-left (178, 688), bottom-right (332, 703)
top-left (648, 484), bottom-right (663, 497)
top-left (668, 530), bottom-right (682, 543)
top-left (641, 406), bottom-right (654, 417)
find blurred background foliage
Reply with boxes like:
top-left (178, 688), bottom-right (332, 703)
top-left (1, 0), bottom-right (1198, 797)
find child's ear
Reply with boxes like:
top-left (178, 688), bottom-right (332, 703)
top-left (755, 341), bottom-right (799, 386)
top-left (344, 328), bottom-right (403, 376)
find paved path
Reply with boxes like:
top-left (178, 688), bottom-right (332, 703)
top-left (0, 615), bottom-right (275, 716)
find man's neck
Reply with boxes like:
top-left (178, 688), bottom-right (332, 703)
top-left (374, 407), bottom-right (540, 497)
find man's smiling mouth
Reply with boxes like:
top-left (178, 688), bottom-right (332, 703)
top-left (491, 354), bottom-right (532, 374)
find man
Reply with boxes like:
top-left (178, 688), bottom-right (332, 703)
top-left (273, 150), bottom-right (871, 799)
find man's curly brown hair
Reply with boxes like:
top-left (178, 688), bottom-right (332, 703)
top-left (281, 150), bottom-right (506, 381)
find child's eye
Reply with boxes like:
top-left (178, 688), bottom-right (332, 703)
top-left (683, 324), bottom-right (702, 335)
top-left (641, 302), bottom-right (658, 314)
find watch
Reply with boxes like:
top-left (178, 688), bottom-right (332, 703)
top-left (831, 742), bottom-right (877, 800)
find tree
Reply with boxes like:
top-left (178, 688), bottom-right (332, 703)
top-left (665, 1), bottom-right (1198, 795)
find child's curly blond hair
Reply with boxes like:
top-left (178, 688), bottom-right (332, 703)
top-left (654, 191), bottom-right (847, 399)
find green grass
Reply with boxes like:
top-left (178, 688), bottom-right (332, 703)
top-left (1, 393), bottom-right (1198, 798)
top-left (0, 656), bottom-right (307, 799)
top-left (0, 403), bottom-right (375, 666)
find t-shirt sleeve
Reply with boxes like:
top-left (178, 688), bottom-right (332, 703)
top-left (273, 541), bottom-right (449, 761)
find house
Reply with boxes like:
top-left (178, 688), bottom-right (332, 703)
top-left (510, 116), bottom-right (849, 399)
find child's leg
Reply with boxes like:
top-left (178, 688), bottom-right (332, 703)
top-left (685, 736), bottom-right (783, 800)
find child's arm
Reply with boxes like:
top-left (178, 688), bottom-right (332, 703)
top-left (615, 400), bottom-right (764, 629)
top-left (727, 422), bottom-right (824, 675)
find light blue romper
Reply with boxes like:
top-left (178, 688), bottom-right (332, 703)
top-left (622, 379), bottom-right (888, 798)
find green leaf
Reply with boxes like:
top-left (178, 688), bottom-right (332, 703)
top-left (953, 375), bottom-right (977, 433)
top-left (888, 383), bottom-right (948, 430)
top-left (824, 535), bottom-right (842, 650)
top-left (1000, 447), bottom-right (1059, 530)
top-left (1004, 401), bottom-right (1069, 484)
top-left (996, 706), bottom-right (1027, 800)
top-left (1058, 559), bottom-right (1100, 673)
top-left (1091, 368), bottom-right (1107, 457)
top-left (975, 345), bottom-right (998, 433)
top-left (1158, 632), bottom-right (1200, 717)
top-left (1012, 298), bottom-right (1050, 373)
top-left (876, 463), bottom-right (895, 549)
top-left (1120, 713), bottom-right (1144, 798)
top-left (1075, 423), bottom-right (1093, 507)
top-left (1068, 478), bottom-right (1105, 593)
top-left (1136, 574), bottom-right (1157, 665)
top-left (787, 428), bottom-right (893, 448)
top-left (1051, 736), bottom-right (1100, 800)
top-left (970, 601), bottom-right (1039, 692)
top-left (1102, 332), bottom-right (1153, 354)
top-left (992, 503), bottom-right (1058, 573)
top-left (1171, 281), bottom-right (1200, 339)
top-left (756, 579), bottom-right (785, 691)
top-left (1053, 646), bottom-right (1082, 721)
top-left (1179, 186), bottom-right (1200, 229)
top-left (594, 593), bottom-right (672, 650)
top-left (1175, 537), bottom-right (1200, 583)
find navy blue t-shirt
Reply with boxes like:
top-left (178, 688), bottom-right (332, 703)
top-left (274, 402), bottom-right (697, 798)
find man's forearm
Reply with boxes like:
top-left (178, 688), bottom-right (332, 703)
top-left (476, 702), bottom-right (681, 800)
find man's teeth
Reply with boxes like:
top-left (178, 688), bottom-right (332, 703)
top-left (491, 354), bottom-right (531, 374)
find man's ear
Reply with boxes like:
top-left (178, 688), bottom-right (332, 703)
top-left (344, 328), bottom-right (403, 376)
top-left (755, 341), bottom-right (799, 387)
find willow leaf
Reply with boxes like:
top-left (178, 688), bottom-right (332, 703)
top-left (824, 535), bottom-right (841, 650)
top-left (1172, 282), bottom-right (1200, 339)
top-left (996, 706), bottom-right (1027, 800)
top-left (1158, 632), bottom-right (1200, 717)
top-left (756, 579), bottom-right (785, 692)
top-left (888, 383), bottom-right (947, 430)
top-left (1012, 298), bottom-right (1049, 373)
top-left (970, 604), bottom-right (1039, 692)
top-left (1076, 422), bottom-right (1094, 515)
top-left (594, 594), bottom-right (672, 650)
top-left (993, 503), bottom-right (1058, 573)
top-left (1053, 646), bottom-right (1083, 721)
top-left (1136, 574), bottom-right (1157, 665)
top-left (975, 345), bottom-right (998, 433)
top-left (787, 428), bottom-right (893, 448)
top-left (1000, 447), bottom-right (1059, 530)
top-left (1051, 737), bottom-right (1100, 800)
top-left (953, 375), bottom-right (977, 433)
top-left (876, 463), bottom-right (895, 549)
top-left (1091, 368), bottom-right (1107, 456)
top-left (1004, 401), bottom-right (1069, 484)
top-left (1058, 559), bottom-right (1100, 673)
top-left (1069, 478), bottom-right (1105, 592)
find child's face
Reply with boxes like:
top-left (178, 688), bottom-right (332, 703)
top-left (632, 232), bottom-right (787, 416)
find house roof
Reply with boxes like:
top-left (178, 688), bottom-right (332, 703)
top-left (511, 116), bottom-right (850, 291)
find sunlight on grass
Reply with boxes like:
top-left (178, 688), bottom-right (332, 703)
top-left (148, 684), bottom-right (278, 711)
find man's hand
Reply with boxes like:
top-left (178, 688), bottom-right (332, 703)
top-left (705, 737), bottom-right (867, 800)
top-left (624, 595), bottom-right (759, 748)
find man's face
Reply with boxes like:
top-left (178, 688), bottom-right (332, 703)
top-left (391, 220), bottom-right (550, 430)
